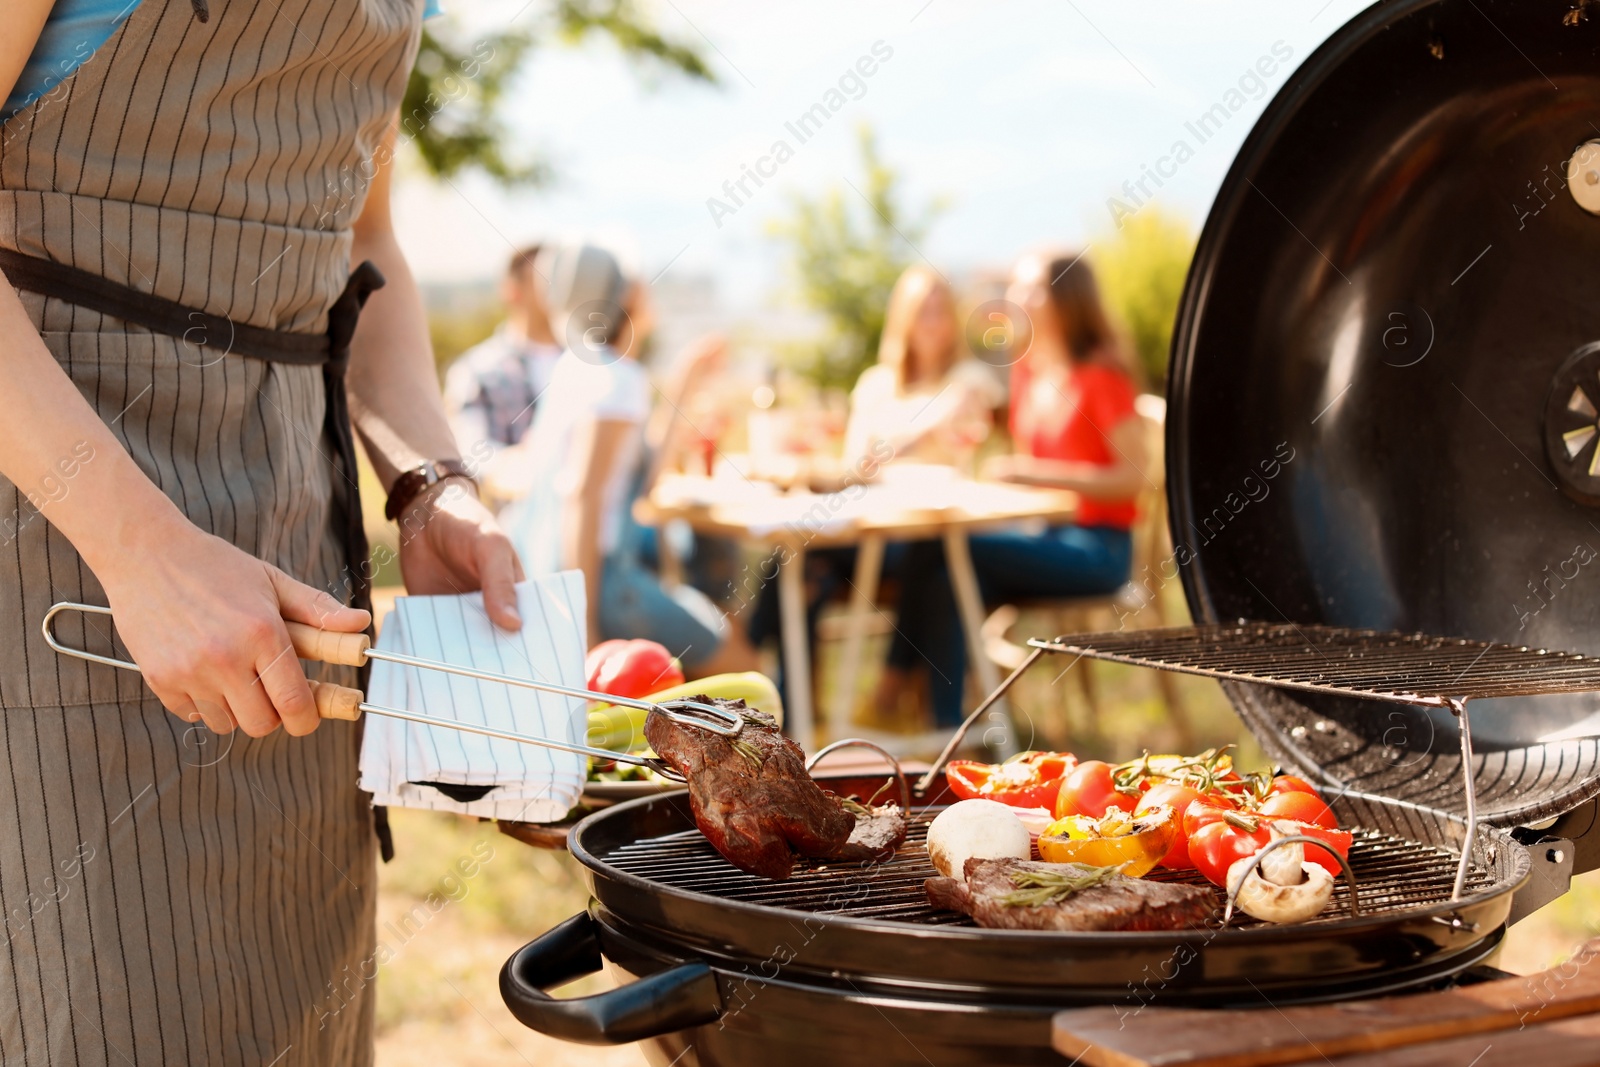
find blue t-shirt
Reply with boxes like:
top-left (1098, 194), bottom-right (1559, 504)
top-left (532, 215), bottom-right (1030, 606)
top-left (5, 0), bottom-right (442, 120)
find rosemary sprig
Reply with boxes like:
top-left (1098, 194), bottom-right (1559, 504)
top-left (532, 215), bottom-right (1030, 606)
top-left (730, 738), bottom-right (765, 770)
top-left (865, 778), bottom-right (894, 807)
top-left (838, 797), bottom-right (872, 817)
top-left (1000, 864), bottom-right (1125, 908)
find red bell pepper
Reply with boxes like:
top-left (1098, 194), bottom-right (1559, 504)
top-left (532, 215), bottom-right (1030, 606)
top-left (946, 751), bottom-right (1077, 809)
top-left (584, 639), bottom-right (685, 701)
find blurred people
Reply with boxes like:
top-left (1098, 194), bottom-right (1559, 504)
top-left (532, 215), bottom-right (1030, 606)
top-left (443, 244), bottom-right (562, 485)
top-left (502, 242), bottom-right (759, 677)
top-left (751, 265), bottom-right (1003, 713)
top-left (843, 265), bottom-right (1002, 467)
top-left (889, 251), bottom-right (1146, 726)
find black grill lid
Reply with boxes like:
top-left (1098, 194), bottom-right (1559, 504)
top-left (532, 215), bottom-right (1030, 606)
top-left (1166, 0), bottom-right (1600, 826)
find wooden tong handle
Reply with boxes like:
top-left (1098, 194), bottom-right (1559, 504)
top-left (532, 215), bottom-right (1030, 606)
top-left (308, 680), bottom-right (363, 721)
top-left (285, 622), bottom-right (371, 667)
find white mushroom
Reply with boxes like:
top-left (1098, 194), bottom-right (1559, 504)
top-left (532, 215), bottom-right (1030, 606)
top-left (1226, 820), bottom-right (1334, 924)
top-left (926, 799), bottom-right (1031, 878)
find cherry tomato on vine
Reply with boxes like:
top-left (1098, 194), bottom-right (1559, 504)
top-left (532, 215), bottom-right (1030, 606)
top-left (1054, 760), bottom-right (1138, 819)
top-left (1270, 774), bottom-right (1322, 799)
top-left (1181, 791), bottom-right (1241, 840)
top-left (1135, 782), bottom-right (1206, 870)
top-left (1187, 813), bottom-right (1271, 887)
top-left (1260, 789), bottom-right (1337, 830)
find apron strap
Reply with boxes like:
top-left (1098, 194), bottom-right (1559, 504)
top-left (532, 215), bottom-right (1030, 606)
top-left (0, 248), bottom-right (331, 363)
top-left (0, 250), bottom-right (383, 615)
top-left (321, 259), bottom-right (387, 619)
top-left (1, 246), bottom-right (394, 857)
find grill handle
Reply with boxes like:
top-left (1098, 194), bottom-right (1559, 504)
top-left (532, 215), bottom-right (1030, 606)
top-left (499, 912), bottom-right (722, 1044)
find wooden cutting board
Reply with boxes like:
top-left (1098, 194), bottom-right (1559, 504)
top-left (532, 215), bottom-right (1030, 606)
top-left (1051, 940), bottom-right (1600, 1067)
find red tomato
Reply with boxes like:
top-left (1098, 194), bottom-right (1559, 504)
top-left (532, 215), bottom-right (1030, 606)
top-left (946, 752), bottom-right (1076, 809)
top-left (1188, 806), bottom-right (1353, 886)
top-left (1270, 774), bottom-right (1322, 799)
top-left (1297, 823), bottom-right (1354, 877)
top-left (1136, 782), bottom-right (1205, 870)
top-left (585, 639), bottom-right (685, 700)
top-left (584, 640), bottom-right (631, 683)
top-left (1260, 789), bottom-right (1337, 830)
top-left (1054, 760), bottom-right (1138, 819)
top-left (1253, 815), bottom-right (1351, 876)
top-left (1187, 816), bottom-right (1271, 887)
top-left (1182, 791), bottom-right (1241, 840)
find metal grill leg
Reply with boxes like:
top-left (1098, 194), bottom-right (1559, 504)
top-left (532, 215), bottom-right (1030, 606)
top-left (1450, 697), bottom-right (1479, 901)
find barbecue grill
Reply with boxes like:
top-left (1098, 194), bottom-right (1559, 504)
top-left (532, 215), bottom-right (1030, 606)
top-left (499, 1), bottom-right (1600, 1062)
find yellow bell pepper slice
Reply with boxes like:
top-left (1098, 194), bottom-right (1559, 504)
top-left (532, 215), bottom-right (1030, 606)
top-left (1036, 805), bottom-right (1177, 877)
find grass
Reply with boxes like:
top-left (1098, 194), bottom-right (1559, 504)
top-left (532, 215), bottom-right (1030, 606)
top-left (373, 810), bottom-right (649, 1066)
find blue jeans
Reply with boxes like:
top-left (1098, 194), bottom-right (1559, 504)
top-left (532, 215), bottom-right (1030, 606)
top-left (595, 463), bottom-right (728, 672)
top-left (890, 525), bottom-right (1133, 727)
top-left (599, 553), bottom-right (726, 671)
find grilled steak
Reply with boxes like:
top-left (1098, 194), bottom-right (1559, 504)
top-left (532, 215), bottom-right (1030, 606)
top-left (645, 701), bottom-right (855, 880)
top-left (926, 858), bottom-right (1215, 931)
top-left (827, 802), bottom-right (907, 864)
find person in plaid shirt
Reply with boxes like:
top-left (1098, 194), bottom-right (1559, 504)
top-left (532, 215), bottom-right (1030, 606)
top-left (444, 245), bottom-right (563, 476)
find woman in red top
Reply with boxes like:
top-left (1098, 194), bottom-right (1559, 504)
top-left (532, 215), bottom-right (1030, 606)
top-left (982, 250), bottom-right (1146, 557)
top-left (891, 251), bottom-right (1146, 726)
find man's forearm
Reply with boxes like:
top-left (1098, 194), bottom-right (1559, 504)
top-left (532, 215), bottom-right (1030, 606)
top-left (0, 276), bottom-right (186, 574)
top-left (343, 228), bottom-right (461, 490)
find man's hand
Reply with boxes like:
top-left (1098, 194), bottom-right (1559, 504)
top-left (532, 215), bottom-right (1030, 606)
top-left (97, 510), bottom-right (371, 737)
top-left (396, 480), bottom-right (525, 630)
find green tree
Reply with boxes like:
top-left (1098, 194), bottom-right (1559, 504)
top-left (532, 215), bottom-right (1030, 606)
top-left (1093, 207), bottom-right (1196, 389)
top-left (769, 126), bottom-right (943, 392)
top-left (402, 0), bottom-right (715, 184)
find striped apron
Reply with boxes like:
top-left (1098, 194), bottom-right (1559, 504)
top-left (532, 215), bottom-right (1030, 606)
top-left (0, 1), bottom-right (422, 1063)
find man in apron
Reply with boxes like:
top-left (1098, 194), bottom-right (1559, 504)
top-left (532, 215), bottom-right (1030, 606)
top-left (0, 1), bottom-right (524, 1062)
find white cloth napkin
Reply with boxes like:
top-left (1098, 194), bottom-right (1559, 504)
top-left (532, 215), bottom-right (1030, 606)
top-left (358, 574), bottom-right (589, 822)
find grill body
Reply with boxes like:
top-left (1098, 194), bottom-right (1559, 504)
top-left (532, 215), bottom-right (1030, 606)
top-left (499, 784), bottom-right (1527, 1065)
top-left (572, 790), bottom-right (1521, 999)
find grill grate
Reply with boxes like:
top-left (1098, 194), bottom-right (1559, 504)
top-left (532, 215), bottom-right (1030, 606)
top-left (1024, 620), bottom-right (1600, 703)
top-left (1029, 622), bottom-right (1600, 707)
top-left (601, 810), bottom-right (1493, 928)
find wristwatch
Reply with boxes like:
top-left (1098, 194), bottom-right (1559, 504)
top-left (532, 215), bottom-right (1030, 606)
top-left (384, 459), bottom-right (477, 522)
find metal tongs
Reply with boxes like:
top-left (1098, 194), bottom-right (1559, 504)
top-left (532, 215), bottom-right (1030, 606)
top-left (42, 601), bottom-right (742, 781)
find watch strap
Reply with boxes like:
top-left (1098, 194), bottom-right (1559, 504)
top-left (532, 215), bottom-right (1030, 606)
top-left (384, 459), bottom-right (477, 522)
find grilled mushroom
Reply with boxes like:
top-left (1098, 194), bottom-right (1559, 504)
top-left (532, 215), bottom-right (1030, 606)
top-left (926, 799), bottom-right (1031, 878)
top-left (1225, 820), bottom-right (1334, 924)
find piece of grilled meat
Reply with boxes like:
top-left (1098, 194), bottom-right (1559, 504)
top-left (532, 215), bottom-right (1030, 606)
top-left (645, 701), bottom-right (854, 880)
top-left (829, 801), bottom-right (908, 865)
top-left (926, 858), bottom-right (1215, 931)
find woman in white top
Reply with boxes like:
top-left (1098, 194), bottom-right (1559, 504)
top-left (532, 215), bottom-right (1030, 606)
top-left (504, 243), bottom-right (758, 677)
top-left (844, 265), bottom-right (1002, 469)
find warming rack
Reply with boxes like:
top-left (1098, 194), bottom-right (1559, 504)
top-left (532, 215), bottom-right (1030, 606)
top-left (919, 621), bottom-right (1600, 901)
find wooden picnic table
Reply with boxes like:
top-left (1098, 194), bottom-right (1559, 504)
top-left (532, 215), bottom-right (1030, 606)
top-left (1051, 939), bottom-right (1600, 1067)
top-left (635, 467), bottom-right (1079, 752)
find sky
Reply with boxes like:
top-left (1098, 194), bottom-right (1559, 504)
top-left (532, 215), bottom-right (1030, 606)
top-left (393, 0), bottom-right (1375, 308)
